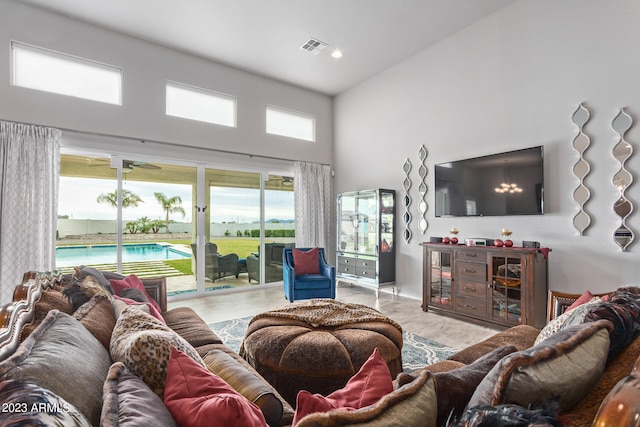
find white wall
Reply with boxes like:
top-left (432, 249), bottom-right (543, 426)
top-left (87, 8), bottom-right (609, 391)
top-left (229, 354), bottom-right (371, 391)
top-left (334, 0), bottom-right (640, 300)
top-left (0, 2), bottom-right (333, 165)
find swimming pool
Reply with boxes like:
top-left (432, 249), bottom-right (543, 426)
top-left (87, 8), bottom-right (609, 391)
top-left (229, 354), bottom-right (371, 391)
top-left (55, 243), bottom-right (191, 267)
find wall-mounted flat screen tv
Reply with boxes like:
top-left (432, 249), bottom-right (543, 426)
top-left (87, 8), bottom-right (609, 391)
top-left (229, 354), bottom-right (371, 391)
top-left (435, 146), bottom-right (544, 217)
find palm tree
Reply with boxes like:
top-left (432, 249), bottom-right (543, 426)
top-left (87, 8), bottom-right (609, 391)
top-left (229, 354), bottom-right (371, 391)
top-left (96, 189), bottom-right (143, 208)
top-left (154, 192), bottom-right (186, 232)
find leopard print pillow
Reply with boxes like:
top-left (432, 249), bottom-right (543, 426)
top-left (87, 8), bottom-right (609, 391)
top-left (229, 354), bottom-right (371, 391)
top-left (110, 306), bottom-right (204, 398)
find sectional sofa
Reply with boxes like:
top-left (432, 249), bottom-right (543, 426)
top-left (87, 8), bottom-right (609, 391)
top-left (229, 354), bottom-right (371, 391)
top-left (0, 270), bottom-right (295, 427)
top-left (0, 269), bottom-right (638, 426)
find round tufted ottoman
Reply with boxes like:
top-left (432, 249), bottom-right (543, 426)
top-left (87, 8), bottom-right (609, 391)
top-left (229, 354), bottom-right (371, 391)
top-left (238, 299), bottom-right (403, 407)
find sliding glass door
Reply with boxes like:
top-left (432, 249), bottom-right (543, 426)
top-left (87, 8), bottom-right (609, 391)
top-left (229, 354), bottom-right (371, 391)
top-left (205, 168), bottom-right (261, 289)
top-left (57, 152), bottom-right (197, 294)
top-left (57, 150), bottom-right (294, 298)
top-left (57, 152), bottom-right (119, 268)
top-left (197, 170), bottom-right (297, 287)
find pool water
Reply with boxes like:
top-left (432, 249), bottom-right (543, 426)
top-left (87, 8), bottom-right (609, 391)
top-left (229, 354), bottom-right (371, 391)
top-left (55, 243), bottom-right (190, 267)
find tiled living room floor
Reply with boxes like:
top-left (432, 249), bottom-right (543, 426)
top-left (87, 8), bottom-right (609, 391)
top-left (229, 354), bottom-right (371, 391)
top-left (169, 282), bottom-right (501, 350)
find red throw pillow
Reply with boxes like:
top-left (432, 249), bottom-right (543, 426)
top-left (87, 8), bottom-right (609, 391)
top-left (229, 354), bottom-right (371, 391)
top-left (292, 248), bottom-right (320, 275)
top-left (109, 274), bottom-right (162, 314)
top-left (566, 290), bottom-right (595, 312)
top-left (292, 348), bottom-right (393, 426)
top-left (164, 348), bottom-right (267, 427)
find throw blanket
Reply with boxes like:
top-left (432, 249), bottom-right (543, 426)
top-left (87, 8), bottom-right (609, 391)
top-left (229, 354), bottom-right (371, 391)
top-left (249, 299), bottom-right (403, 331)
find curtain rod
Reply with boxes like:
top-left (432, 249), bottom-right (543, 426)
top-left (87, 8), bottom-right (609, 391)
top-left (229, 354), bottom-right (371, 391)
top-left (0, 117), bottom-right (331, 167)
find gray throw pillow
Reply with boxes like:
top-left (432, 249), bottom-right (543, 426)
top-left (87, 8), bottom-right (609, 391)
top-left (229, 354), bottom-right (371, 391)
top-left (119, 287), bottom-right (149, 303)
top-left (102, 362), bottom-right (177, 427)
top-left (0, 310), bottom-right (112, 426)
top-left (468, 319), bottom-right (612, 412)
top-left (0, 379), bottom-right (90, 427)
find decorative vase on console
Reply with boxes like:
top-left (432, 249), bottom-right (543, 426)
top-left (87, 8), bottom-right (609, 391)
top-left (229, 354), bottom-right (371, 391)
top-left (495, 228), bottom-right (513, 247)
top-left (450, 228), bottom-right (459, 245)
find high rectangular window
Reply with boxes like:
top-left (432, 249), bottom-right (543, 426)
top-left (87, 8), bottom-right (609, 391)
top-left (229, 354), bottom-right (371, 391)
top-left (266, 105), bottom-right (315, 142)
top-left (166, 81), bottom-right (236, 127)
top-left (11, 41), bottom-right (122, 105)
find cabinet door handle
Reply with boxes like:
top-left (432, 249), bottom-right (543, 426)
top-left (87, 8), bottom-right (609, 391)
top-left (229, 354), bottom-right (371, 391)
top-left (463, 286), bottom-right (476, 292)
top-left (463, 253), bottom-right (477, 257)
top-left (463, 268), bottom-right (476, 273)
top-left (464, 304), bottom-right (477, 309)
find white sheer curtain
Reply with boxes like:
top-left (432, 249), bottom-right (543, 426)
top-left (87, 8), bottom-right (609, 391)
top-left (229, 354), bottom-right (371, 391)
top-left (0, 121), bottom-right (61, 304)
top-left (294, 161), bottom-right (331, 248)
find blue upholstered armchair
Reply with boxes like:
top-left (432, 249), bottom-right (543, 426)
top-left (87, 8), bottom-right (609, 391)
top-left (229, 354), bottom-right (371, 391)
top-left (283, 248), bottom-right (336, 302)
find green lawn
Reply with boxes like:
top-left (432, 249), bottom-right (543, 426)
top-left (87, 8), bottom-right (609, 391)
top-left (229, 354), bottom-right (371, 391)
top-left (164, 258), bottom-right (193, 275)
top-left (209, 239), bottom-right (260, 259)
top-left (166, 238), bottom-right (261, 259)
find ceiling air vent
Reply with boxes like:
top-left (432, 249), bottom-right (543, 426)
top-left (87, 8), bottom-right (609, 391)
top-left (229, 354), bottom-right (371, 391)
top-left (300, 37), bottom-right (328, 55)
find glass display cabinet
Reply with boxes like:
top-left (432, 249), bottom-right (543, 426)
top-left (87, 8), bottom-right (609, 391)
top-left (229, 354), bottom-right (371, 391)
top-left (425, 249), bottom-right (452, 308)
top-left (490, 254), bottom-right (524, 324)
top-left (337, 189), bottom-right (395, 296)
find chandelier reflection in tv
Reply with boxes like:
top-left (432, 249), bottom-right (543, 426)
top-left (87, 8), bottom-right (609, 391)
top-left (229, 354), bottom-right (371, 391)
top-left (495, 183), bottom-right (523, 194)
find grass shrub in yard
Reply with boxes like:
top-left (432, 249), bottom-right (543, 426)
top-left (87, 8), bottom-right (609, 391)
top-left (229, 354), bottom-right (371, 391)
top-left (169, 238), bottom-right (292, 259)
top-left (164, 258), bottom-right (193, 275)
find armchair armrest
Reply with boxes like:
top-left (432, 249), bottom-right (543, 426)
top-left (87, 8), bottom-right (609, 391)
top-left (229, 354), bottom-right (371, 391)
top-left (0, 271), bottom-right (60, 360)
top-left (283, 251), bottom-right (295, 289)
top-left (547, 290), bottom-right (611, 322)
top-left (142, 277), bottom-right (168, 313)
top-left (319, 250), bottom-right (336, 281)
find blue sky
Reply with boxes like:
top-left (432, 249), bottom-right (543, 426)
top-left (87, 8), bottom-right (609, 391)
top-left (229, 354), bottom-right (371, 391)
top-left (58, 177), bottom-right (294, 223)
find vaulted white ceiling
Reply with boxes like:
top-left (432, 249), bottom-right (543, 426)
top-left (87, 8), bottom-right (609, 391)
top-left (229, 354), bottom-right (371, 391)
top-left (18, 0), bottom-right (516, 96)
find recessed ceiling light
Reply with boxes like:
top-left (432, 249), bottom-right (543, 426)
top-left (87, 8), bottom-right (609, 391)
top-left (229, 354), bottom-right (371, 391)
top-left (331, 49), bottom-right (343, 59)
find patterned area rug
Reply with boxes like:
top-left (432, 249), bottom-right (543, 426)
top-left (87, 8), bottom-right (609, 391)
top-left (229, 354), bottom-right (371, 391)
top-left (209, 316), bottom-right (457, 372)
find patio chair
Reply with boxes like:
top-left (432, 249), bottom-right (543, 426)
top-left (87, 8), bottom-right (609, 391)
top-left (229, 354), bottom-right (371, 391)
top-left (246, 242), bottom-right (295, 283)
top-left (191, 243), bottom-right (239, 282)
